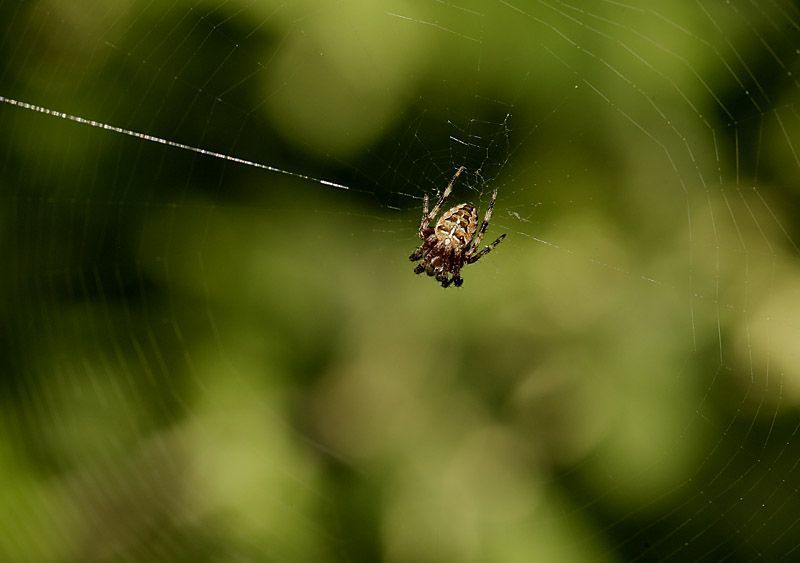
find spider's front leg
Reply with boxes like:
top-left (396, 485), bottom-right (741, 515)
top-left (409, 244), bottom-right (425, 262)
top-left (447, 255), bottom-right (466, 288)
top-left (410, 230), bottom-right (435, 262)
top-left (433, 252), bottom-right (451, 287)
top-left (435, 252), bottom-right (462, 288)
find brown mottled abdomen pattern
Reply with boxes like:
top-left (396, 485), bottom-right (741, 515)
top-left (435, 204), bottom-right (477, 251)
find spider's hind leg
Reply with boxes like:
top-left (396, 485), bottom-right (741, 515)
top-left (466, 233), bottom-right (507, 264)
top-left (426, 166), bottom-right (465, 229)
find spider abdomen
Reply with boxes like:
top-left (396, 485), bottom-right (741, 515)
top-left (435, 203), bottom-right (477, 251)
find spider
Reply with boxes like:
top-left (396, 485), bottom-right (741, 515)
top-left (409, 166), bottom-right (506, 288)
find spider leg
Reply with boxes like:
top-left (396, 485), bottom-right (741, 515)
top-left (436, 262), bottom-right (449, 286)
top-left (438, 251), bottom-right (467, 288)
top-left (423, 166), bottom-right (465, 233)
top-left (417, 193), bottom-right (430, 239)
top-left (466, 234), bottom-right (506, 264)
top-left (440, 269), bottom-right (457, 288)
top-left (410, 235), bottom-right (431, 260)
top-left (466, 188), bottom-right (498, 255)
top-left (435, 251), bottom-right (453, 287)
top-left (450, 254), bottom-right (465, 287)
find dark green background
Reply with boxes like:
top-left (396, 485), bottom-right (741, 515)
top-left (2, 1), bottom-right (800, 561)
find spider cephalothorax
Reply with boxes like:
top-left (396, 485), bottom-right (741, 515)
top-left (409, 166), bottom-right (506, 288)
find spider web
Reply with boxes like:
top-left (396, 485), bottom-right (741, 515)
top-left (2, 0), bottom-right (800, 560)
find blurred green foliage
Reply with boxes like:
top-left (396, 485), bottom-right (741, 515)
top-left (2, 1), bottom-right (800, 561)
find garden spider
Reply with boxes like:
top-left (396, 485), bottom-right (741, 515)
top-left (409, 166), bottom-right (506, 288)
